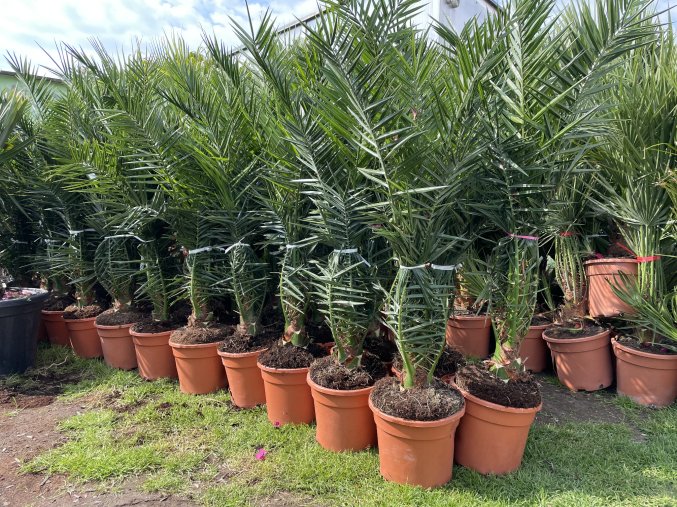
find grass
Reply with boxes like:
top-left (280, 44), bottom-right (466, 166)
top-left (3, 345), bottom-right (676, 507)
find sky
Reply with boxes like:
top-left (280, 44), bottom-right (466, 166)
top-left (1, 0), bottom-right (675, 75)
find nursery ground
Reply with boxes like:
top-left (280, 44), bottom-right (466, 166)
top-left (0, 345), bottom-right (675, 507)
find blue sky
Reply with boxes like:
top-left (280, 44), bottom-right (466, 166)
top-left (1, 0), bottom-right (675, 75)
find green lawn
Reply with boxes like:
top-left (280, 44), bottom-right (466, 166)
top-left (3, 345), bottom-right (676, 507)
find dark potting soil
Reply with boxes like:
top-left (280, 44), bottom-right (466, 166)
top-left (544, 324), bottom-right (606, 340)
top-left (95, 308), bottom-right (150, 326)
top-left (531, 315), bottom-right (552, 327)
top-left (219, 325), bottom-right (280, 354)
top-left (364, 332), bottom-right (397, 363)
top-left (42, 293), bottom-right (75, 311)
top-left (257, 341), bottom-right (329, 369)
top-left (130, 320), bottom-right (179, 334)
top-left (370, 376), bottom-right (464, 421)
top-left (309, 352), bottom-right (388, 390)
top-left (392, 345), bottom-right (466, 378)
top-left (63, 304), bottom-right (106, 320)
top-left (306, 321), bottom-right (334, 343)
top-left (617, 335), bottom-right (677, 356)
top-left (170, 325), bottom-right (234, 345)
top-left (455, 364), bottom-right (541, 409)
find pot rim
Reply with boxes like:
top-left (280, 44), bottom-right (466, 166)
top-left (168, 339), bottom-right (224, 349)
top-left (41, 309), bottom-right (65, 315)
top-left (529, 324), bottom-right (550, 331)
top-left (453, 382), bottom-right (542, 414)
top-left (611, 337), bottom-right (677, 361)
top-left (257, 362), bottom-right (310, 374)
top-left (307, 372), bottom-right (375, 396)
top-left (583, 257), bottom-right (637, 266)
top-left (367, 390), bottom-right (466, 427)
top-left (448, 314), bottom-right (490, 322)
top-left (0, 288), bottom-right (48, 308)
top-left (542, 327), bottom-right (609, 345)
top-left (95, 322), bottom-right (135, 330)
top-left (64, 316), bottom-right (98, 323)
top-left (218, 348), bottom-right (267, 359)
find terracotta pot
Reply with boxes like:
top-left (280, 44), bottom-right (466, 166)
top-left (445, 315), bottom-right (491, 358)
top-left (37, 317), bottom-right (48, 343)
top-left (454, 386), bottom-right (541, 475)
top-left (41, 310), bottom-right (71, 347)
top-left (368, 395), bottom-right (465, 488)
top-left (584, 258), bottom-right (637, 317)
top-left (543, 328), bottom-right (613, 391)
top-left (218, 349), bottom-right (267, 408)
top-left (169, 340), bottom-right (227, 395)
top-left (257, 363), bottom-right (314, 425)
top-left (130, 328), bottom-right (177, 380)
top-left (308, 374), bottom-right (376, 452)
top-left (518, 324), bottom-right (550, 372)
top-left (65, 317), bottom-right (103, 358)
top-left (96, 323), bottom-right (138, 370)
top-left (612, 338), bottom-right (677, 407)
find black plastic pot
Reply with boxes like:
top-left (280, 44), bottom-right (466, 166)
top-left (0, 288), bottom-right (49, 375)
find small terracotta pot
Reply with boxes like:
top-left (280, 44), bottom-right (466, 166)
top-left (218, 349), bottom-right (267, 408)
top-left (257, 363), bottom-right (314, 425)
top-left (37, 317), bottom-right (48, 343)
top-left (169, 340), bottom-right (227, 395)
top-left (130, 328), bottom-right (177, 380)
top-left (454, 386), bottom-right (541, 475)
top-left (445, 315), bottom-right (491, 358)
top-left (543, 328), bottom-right (613, 391)
top-left (584, 258), bottom-right (637, 317)
top-left (368, 395), bottom-right (465, 488)
top-left (41, 310), bottom-right (71, 347)
top-left (308, 374), bottom-right (376, 452)
top-left (65, 317), bottom-right (103, 358)
top-left (612, 338), bottom-right (677, 407)
top-left (518, 324), bottom-right (550, 372)
top-left (96, 323), bottom-right (138, 370)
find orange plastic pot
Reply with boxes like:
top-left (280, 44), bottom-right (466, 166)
top-left (584, 258), bottom-right (637, 317)
top-left (445, 315), bottom-right (491, 358)
top-left (37, 316), bottom-right (48, 343)
top-left (130, 328), bottom-right (177, 380)
top-left (368, 396), bottom-right (465, 487)
top-left (96, 323), bottom-right (137, 370)
top-left (454, 386), bottom-right (540, 475)
top-left (65, 317), bottom-right (103, 358)
top-left (543, 328), bottom-right (612, 391)
top-left (612, 338), bottom-right (677, 407)
top-left (308, 374), bottom-right (376, 452)
top-left (257, 363), bottom-right (314, 425)
top-left (41, 310), bottom-right (70, 347)
top-left (218, 349), bottom-right (267, 408)
top-left (518, 324), bottom-right (550, 372)
top-left (169, 340), bottom-right (227, 394)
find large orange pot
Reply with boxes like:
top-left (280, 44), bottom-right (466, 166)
top-left (257, 363), bottom-right (314, 425)
top-left (543, 328), bottom-right (613, 391)
top-left (445, 315), bottom-right (491, 358)
top-left (218, 349), bottom-right (267, 408)
top-left (368, 396), bottom-right (465, 488)
top-left (41, 310), bottom-right (71, 347)
top-left (518, 324), bottom-right (550, 372)
top-left (308, 374), bottom-right (376, 452)
top-left (96, 323), bottom-right (137, 370)
top-left (65, 317), bottom-right (103, 358)
top-left (130, 328), bottom-right (177, 380)
top-left (584, 258), bottom-right (637, 317)
top-left (169, 340), bottom-right (226, 394)
top-left (612, 338), bottom-right (677, 407)
top-left (454, 386), bottom-right (540, 475)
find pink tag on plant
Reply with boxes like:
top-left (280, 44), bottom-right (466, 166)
top-left (255, 448), bottom-right (267, 460)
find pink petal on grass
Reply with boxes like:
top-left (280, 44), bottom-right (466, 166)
top-left (255, 448), bottom-right (267, 460)
top-left (274, 421), bottom-right (281, 428)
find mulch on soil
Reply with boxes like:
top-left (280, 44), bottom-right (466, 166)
top-left (309, 353), bottom-right (388, 390)
top-left (616, 335), bottom-right (676, 355)
top-left (455, 364), bottom-right (542, 409)
top-left (258, 342), bottom-right (328, 369)
top-left (131, 320), bottom-right (181, 334)
top-left (370, 376), bottom-right (465, 421)
top-left (95, 308), bottom-right (150, 326)
top-left (63, 304), bottom-right (106, 320)
top-left (544, 324), bottom-right (606, 340)
top-left (43, 293), bottom-right (75, 311)
top-left (219, 325), bottom-right (282, 354)
top-left (170, 325), bottom-right (233, 345)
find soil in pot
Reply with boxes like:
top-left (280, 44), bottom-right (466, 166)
top-left (453, 364), bottom-right (541, 475)
top-left (0, 288), bottom-right (49, 375)
top-left (368, 377), bottom-right (465, 487)
top-left (518, 315), bottom-right (552, 373)
top-left (95, 309), bottom-right (149, 370)
top-left (41, 294), bottom-right (74, 347)
top-left (43, 293), bottom-right (75, 312)
top-left (63, 305), bottom-right (105, 359)
top-left (217, 326), bottom-right (279, 408)
top-left (364, 332), bottom-right (397, 363)
top-left (392, 345), bottom-right (465, 383)
top-left (543, 324), bottom-right (612, 391)
top-left (612, 336), bottom-right (677, 407)
top-left (445, 312), bottom-right (492, 358)
top-left (257, 342), bottom-right (328, 425)
top-left (130, 320), bottom-right (180, 380)
top-left (169, 325), bottom-right (230, 394)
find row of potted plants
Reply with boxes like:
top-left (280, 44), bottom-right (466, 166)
top-left (1, 0), bottom-right (675, 489)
